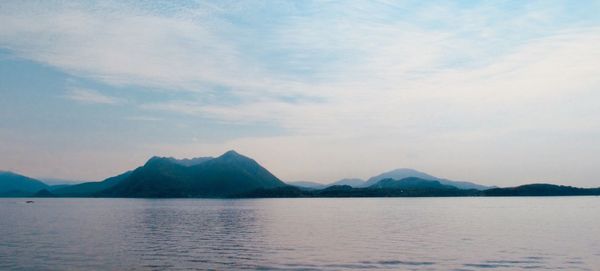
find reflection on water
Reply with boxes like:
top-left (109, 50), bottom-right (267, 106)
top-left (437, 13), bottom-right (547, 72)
top-left (0, 197), bottom-right (599, 270)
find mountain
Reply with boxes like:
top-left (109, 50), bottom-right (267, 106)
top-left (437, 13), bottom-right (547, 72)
top-left (368, 177), bottom-right (457, 190)
top-left (288, 181), bottom-right (326, 190)
top-left (364, 168), bottom-right (491, 190)
top-left (48, 184), bottom-right (72, 191)
top-left (289, 178), bottom-right (366, 189)
top-left (244, 180), bottom-right (480, 198)
top-left (11, 152), bottom-right (595, 198)
top-left (100, 150), bottom-right (287, 197)
top-left (483, 183), bottom-right (600, 196)
top-left (34, 189), bottom-right (56, 197)
top-left (38, 178), bottom-right (85, 186)
top-left (51, 171), bottom-right (132, 197)
top-left (0, 171), bottom-right (48, 196)
top-left (328, 178), bottom-right (366, 187)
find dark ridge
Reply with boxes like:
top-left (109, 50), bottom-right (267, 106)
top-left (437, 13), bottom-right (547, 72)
top-left (483, 183), bottom-right (600, 196)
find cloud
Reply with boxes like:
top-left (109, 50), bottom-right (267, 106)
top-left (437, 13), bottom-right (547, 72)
top-left (137, 26), bottom-right (600, 136)
top-left (0, 1), bottom-right (287, 95)
top-left (3, 2), bottom-right (598, 123)
top-left (1, 1), bottom-right (600, 185)
top-left (63, 88), bottom-right (122, 105)
top-left (125, 116), bottom-right (163, 122)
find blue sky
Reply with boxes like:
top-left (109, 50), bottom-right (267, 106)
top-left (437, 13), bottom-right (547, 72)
top-left (1, 1), bottom-right (600, 186)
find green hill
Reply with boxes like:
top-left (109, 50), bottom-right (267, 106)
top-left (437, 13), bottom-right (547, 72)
top-left (99, 150), bottom-right (287, 197)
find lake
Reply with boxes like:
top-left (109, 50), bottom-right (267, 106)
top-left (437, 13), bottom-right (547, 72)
top-left (1, 197), bottom-right (599, 270)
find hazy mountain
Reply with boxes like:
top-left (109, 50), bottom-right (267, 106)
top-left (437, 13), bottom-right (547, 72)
top-left (483, 183), bottom-right (600, 196)
top-left (288, 181), bottom-right (326, 189)
top-left (364, 168), bottom-right (491, 190)
top-left (328, 178), bottom-right (366, 187)
top-left (0, 171), bottom-right (48, 196)
top-left (100, 150), bottom-right (287, 197)
top-left (51, 171), bottom-right (132, 197)
top-left (34, 189), bottom-right (56, 197)
top-left (39, 178), bottom-right (85, 186)
top-left (289, 178), bottom-right (366, 189)
top-left (48, 184), bottom-right (72, 191)
top-left (369, 177), bottom-right (457, 190)
top-left (243, 181), bottom-right (480, 198)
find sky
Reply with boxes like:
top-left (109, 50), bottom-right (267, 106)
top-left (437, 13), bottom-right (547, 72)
top-left (1, 1), bottom-right (600, 187)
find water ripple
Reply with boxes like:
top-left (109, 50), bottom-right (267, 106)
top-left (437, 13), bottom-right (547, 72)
top-left (1, 197), bottom-right (599, 270)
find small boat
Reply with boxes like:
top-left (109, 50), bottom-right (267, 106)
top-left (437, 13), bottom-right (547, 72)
top-left (26, 200), bottom-right (34, 203)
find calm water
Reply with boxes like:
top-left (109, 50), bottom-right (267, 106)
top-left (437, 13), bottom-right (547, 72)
top-left (0, 197), bottom-right (599, 270)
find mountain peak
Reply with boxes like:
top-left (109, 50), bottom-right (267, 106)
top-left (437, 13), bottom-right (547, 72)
top-left (370, 177), bottom-right (451, 190)
top-left (170, 157), bottom-right (213, 166)
top-left (328, 178), bottom-right (366, 187)
top-left (144, 156), bottom-right (172, 166)
top-left (218, 150), bottom-right (247, 160)
top-left (222, 150), bottom-right (241, 156)
top-left (145, 151), bottom-right (249, 167)
top-left (364, 168), bottom-right (438, 187)
top-left (365, 168), bottom-right (492, 190)
top-left (145, 156), bottom-right (213, 167)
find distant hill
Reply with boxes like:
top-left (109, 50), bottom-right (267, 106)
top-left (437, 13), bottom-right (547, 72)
top-left (48, 184), bottom-right (73, 191)
top-left (99, 150), bottom-right (287, 197)
top-left (289, 178), bottom-right (366, 189)
top-left (364, 168), bottom-right (491, 190)
top-left (242, 180), bottom-right (480, 198)
top-left (51, 171), bottom-right (132, 197)
top-left (34, 189), bottom-right (56, 197)
top-left (328, 178), bottom-right (366, 187)
top-left (38, 178), bottom-right (85, 186)
top-left (0, 171), bottom-right (48, 196)
top-left (288, 181), bottom-right (326, 190)
top-left (368, 177), bottom-right (457, 190)
top-left (483, 183), bottom-right (600, 196)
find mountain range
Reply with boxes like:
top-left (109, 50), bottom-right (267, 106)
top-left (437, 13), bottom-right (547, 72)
top-left (368, 177), bottom-right (456, 190)
top-left (288, 169), bottom-right (492, 190)
top-left (363, 168), bottom-right (492, 190)
top-left (1, 150), bottom-right (598, 198)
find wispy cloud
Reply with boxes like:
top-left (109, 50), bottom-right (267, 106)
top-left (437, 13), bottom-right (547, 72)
top-left (4, 1), bottom-right (599, 134)
top-left (63, 88), bottom-right (122, 105)
top-left (137, 27), bottom-right (600, 135)
top-left (2, 1), bottom-right (600, 184)
top-left (125, 116), bottom-right (163, 122)
top-left (0, 1), bottom-right (282, 94)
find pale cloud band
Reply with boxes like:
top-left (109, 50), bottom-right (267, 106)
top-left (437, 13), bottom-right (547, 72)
top-left (64, 88), bottom-right (122, 105)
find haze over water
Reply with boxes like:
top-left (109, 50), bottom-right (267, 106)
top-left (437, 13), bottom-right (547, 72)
top-left (1, 197), bottom-right (598, 270)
